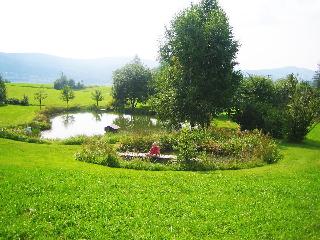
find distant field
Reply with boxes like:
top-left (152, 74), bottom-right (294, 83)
top-left (6, 83), bottom-right (112, 108)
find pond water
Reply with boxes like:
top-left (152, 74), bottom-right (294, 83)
top-left (41, 112), bottom-right (159, 139)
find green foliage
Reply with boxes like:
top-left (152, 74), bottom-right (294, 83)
top-left (75, 138), bottom-right (119, 167)
top-left (232, 75), bottom-right (284, 138)
top-left (60, 135), bottom-right (90, 145)
top-left (5, 96), bottom-right (29, 106)
top-left (112, 56), bottom-right (152, 110)
top-left (60, 85), bottom-right (75, 108)
top-left (120, 158), bottom-right (176, 171)
top-left (0, 75), bottom-right (7, 104)
top-left (118, 135), bottom-right (155, 153)
top-left (313, 64), bottom-right (320, 89)
top-left (173, 128), bottom-right (281, 170)
top-left (285, 82), bottom-right (320, 142)
top-left (154, 0), bottom-right (241, 127)
top-left (91, 89), bottom-right (104, 106)
top-left (0, 127), bottom-right (46, 143)
top-left (53, 72), bottom-right (84, 90)
top-left (34, 89), bottom-right (48, 109)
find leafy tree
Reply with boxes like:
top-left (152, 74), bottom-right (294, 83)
top-left (0, 75), bottom-right (7, 105)
top-left (112, 56), bottom-right (152, 111)
top-left (233, 74), bottom-right (320, 141)
top-left (232, 75), bottom-right (284, 138)
top-left (154, 0), bottom-right (241, 127)
top-left (313, 64), bottom-right (320, 89)
top-left (21, 94), bottom-right (29, 106)
top-left (54, 72), bottom-right (69, 90)
top-left (54, 72), bottom-right (85, 90)
top-left (61, 86), bottom-right (75, 108)
top-left (91, 89), bottom-right (104, 107)
top-left (34, 89), bottom-right (48, 109)
top-left (285, 82), bottom-right (320, 142)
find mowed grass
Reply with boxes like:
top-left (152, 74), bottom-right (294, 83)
top-left (0, 105), bottom-right (39, 127)
top-left (0, 126), bottom-right (319, 239)
top-left (6, 83), bottom-right (112, 108)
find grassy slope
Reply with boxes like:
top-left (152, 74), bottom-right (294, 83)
top-left (0, 126), bottom-right (319, 239)
top-left (0, 105), bottom-right (39, 127)
top-left (6, 83), bottom-right (112, 108)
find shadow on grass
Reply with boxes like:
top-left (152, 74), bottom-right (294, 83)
top-left (279, 138), bottom-right (320, 151)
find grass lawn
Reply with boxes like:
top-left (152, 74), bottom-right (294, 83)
top-left (6, 83), bottom-right (112, 108)
top-left (0, 105), bottom-right (39, 127)
top-left (0, 125), bottom-right (319, 238)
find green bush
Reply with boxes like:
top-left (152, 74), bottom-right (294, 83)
top-left (75, 139), bottom-right (119, 166)
top-left (61, 135), bottom-right (90, 145)
top-left (75, 127), bottom-right (281, 172)
top-left (120, 158), bottom-right (175, 171)
top-left (118, 135), bottom-right (155, 152)
top-left (0, 127), bottom-right (45, 144)
top-left (173, 128), bottom-right (281, 170)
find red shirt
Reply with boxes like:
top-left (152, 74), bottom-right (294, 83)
top-left (149, 145), bottom-right (160, 156)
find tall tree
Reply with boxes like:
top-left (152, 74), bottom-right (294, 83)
top-left (61, 86), bottom-right (75, 108)
top-left (313, 64), bottom-right (320, 89)
top-left (91, 89), bottom-right (104, 107)
top-left (0, 75), bottom-right (6, 105)
top-left (34, 89), bottom-right (48, 109)
top-left (154, 0), bottom-right (241, 127)
top-left (112, 56), bottom-right (152, 111)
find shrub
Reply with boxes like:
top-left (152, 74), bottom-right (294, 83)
top-left (284, 82), bottom-right (320, 142)
top-left (61, 135), bottom-right (90, 145)
top-left (118, 135), bottom-right (155, 152)
top-left (5, 96), bottom-right (29, 106)
top-left (173, 128), bottom-right (281, 170)
top-left (75, 139), bottom-right (119, 166)
top-left (0, 127), bottom-right (46, 144)
top-left (120, 158), bottom-right (175, 171)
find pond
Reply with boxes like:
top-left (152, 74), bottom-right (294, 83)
top-left (41, 112), bottom-right (159, 139)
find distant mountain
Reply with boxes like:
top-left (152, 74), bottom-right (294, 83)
top-left (242, 66), bottom-right (315, 82)
top-left (0, 52), bottom-right (158, 85)
top-left (0, 53), bottom-right (315, 85)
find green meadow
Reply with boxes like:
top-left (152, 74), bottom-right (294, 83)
top-left (0, 83), bottom-right (112, 127)
top-left (6, 83), bottom-right (112, 107)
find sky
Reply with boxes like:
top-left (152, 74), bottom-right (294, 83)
top-left (0, 0), bottom-right (319, 70)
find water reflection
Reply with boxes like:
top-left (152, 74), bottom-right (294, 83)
top-left (41, 112), bottom-right (159, 139)
top-left (113, 115), bottom-right (158, 131)
top-left (62, 114), bottom-right (75, 127)
top-left (91, 111), bottom-right (102, 121)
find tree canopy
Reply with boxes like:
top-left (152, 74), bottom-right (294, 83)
top-left (152, 0), bottom-right (241, 127)
top-left (91, 89), bottom-right (104, 107)
top-left (313, 64), bottom-right (320, 89)
top-left (0, 75), bottom-right (7, 104)
top-left (61, 85), bottom-right (75, 108)
top-left (232, 74), bottom-right (320, 141)
top-left (34, 89), bottom-right (48, 109)
top-left (112, 56), bottom-right (152, 111)
top-left (54, 72), bottom-right (84, 90)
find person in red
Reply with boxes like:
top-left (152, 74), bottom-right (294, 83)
top-left (148, 142), bottom-right (160, 157)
